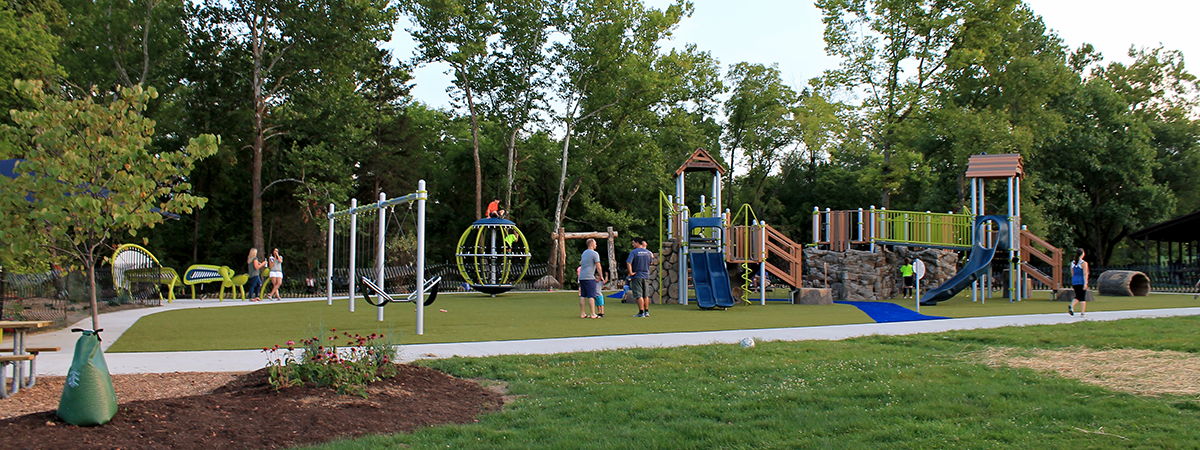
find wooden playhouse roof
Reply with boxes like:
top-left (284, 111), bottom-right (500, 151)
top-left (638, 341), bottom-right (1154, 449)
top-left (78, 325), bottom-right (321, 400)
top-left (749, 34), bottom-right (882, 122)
top-left (673, 148), bottom-right (727, 177)
top-left (964, 153), bottom-right (1024, 179)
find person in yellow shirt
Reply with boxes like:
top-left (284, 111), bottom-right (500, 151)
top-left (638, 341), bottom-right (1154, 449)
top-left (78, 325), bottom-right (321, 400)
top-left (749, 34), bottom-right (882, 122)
top-left (900, 260), bottom-right (915, 299)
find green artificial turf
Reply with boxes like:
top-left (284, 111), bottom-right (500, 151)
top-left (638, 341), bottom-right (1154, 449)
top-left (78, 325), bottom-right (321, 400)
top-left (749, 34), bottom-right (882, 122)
top-left (295, 315), bottom-right (1200, 450)
top-left (105, 289), bottom-right (1200, 353)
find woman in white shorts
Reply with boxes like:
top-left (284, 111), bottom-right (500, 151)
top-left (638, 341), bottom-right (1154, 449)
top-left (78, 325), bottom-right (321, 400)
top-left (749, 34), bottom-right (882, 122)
top-left (267, 248), bottom-right (284, 300)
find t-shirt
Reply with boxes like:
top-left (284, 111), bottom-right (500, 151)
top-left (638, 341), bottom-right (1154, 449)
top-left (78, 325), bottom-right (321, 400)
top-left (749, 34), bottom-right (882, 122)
top-left (486, 200), bottom-right (500, 217)
top-left (627, 247), bottom-right (653, 279)
top-left (901, 264), bottom-right (913, 277)
top-left (579, 249), bottom-right (600, 280)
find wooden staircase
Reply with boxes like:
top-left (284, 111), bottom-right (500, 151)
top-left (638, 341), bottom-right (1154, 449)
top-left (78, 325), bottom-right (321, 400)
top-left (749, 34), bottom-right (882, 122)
top-left (726, 224), bottom-right (804, 288)
top-left (1020, 230), bottom-right (1062, 291)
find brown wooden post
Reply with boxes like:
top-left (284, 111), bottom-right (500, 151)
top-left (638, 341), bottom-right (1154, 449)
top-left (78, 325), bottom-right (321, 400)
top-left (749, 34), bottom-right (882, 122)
top-left (606, 227), bottom-right (617, 289)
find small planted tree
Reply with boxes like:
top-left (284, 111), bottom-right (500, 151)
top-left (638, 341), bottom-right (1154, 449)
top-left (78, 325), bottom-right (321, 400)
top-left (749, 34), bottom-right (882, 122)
top-left (0, 80), bottom-right (218, 328)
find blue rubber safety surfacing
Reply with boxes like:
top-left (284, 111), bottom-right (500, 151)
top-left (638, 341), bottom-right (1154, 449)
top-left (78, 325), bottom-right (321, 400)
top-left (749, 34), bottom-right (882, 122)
top-left (835, 301), bottom-right (949, 323)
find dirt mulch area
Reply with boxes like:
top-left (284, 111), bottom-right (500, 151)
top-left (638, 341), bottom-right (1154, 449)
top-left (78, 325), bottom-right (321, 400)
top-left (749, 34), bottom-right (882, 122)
top-left (0, 365), bottom-right (504, 449)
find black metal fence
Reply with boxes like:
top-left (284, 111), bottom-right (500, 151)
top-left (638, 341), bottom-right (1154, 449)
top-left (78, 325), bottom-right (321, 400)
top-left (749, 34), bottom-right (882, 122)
top-left (296, 262), bottom-right (553, 298)
top-left (1090, 264), bottom-right (1199, 294)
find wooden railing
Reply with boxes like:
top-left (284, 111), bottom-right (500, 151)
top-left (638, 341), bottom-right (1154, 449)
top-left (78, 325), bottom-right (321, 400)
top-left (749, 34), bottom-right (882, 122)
top-left (1020, 229), bottom-right (1062, 290)
top-left (725, 224), bottom-right (803, 288)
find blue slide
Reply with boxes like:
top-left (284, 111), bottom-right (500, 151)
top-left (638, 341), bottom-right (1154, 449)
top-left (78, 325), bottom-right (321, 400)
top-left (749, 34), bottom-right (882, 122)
top-left (920, 215), bottom-right (1010, 306)
top-left (690, 249), bottom-right (737, 309)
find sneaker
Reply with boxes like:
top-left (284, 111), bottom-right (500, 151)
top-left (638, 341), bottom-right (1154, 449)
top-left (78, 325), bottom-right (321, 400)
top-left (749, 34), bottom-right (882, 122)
top-left (1080, 313), bottom-right (1086, 318)
top-left (1068, 305), bottom-right (1074, 316)
top-left (633, 312), bottom-right (644, 317)
top-left (643, 311), bottom-right (649, 317)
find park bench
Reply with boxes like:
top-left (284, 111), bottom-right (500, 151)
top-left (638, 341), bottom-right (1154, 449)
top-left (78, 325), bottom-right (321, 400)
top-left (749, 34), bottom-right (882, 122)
top-left (1, 354), bottom-right (36, 398)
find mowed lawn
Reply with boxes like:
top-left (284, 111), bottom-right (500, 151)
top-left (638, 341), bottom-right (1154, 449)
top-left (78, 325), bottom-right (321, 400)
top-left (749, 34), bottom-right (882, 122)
top-left (296, 315), bottom-right (1200, 450)
top-left (106, 289), bottom-right (1200, 352)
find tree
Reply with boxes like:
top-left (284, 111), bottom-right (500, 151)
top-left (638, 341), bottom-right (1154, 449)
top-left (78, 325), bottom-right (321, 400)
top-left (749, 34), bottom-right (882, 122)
top-left (721, 62), bottom-right (799, 209)
top-left (0, 0), bottom-right (63, 117)
top-left (816, 0), bottom-right (968, 208)
top-left (198, 0), bottom-right (397, 254)
top-left (0, 80), bottom-right (218, 328)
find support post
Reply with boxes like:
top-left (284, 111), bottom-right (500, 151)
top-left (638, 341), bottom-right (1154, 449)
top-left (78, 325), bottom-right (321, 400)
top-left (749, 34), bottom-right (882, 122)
top-left (416, 180), bottom-right (426, 335)
top-left (327, 203), bottom-right (334, 306)
top-left (679, 205), bottom-right (689, 305)
top-left (348, 198), bottom-right (357, 313)
top-left (377, 192), bottom-right (387, 322)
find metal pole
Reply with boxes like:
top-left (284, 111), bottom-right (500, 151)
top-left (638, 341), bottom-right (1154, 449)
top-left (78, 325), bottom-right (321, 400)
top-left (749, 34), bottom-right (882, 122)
top-left (348, 198), bottom-right (357, 312)
top-left (327, 203), bottom-right (334, 305)
top-left (377, 192), bottom-right (387, 322)
top-left (759, 221), bottom-right (767, 305)
top-left (416, 180), bottom-right (427, 335)
top-left (1008, 176), bottom-right (1016, 302)
top-left (680, 205), bottom-right (689, 305)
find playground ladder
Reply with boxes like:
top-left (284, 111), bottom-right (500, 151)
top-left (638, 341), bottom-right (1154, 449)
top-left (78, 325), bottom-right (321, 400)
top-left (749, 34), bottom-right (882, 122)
top-left (1019, 229), bottom-right (1062, 290)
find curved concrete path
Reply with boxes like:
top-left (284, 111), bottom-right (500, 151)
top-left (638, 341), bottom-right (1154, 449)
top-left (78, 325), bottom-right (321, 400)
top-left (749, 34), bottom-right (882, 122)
top-left (8, 297), bottom-right (1200, 376)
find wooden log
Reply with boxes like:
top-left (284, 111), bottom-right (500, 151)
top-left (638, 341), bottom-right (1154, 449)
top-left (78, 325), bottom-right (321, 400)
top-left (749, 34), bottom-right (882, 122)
top-left (1097, 270), bottom-right (1151, 296)
top-left (793, 288), bottom-right (833, 305)
top-left (551, 231), bottom-right (619, 239)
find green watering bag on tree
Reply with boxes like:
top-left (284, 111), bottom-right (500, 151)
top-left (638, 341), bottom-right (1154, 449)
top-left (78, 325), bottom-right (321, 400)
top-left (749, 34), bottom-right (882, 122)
top-left (56, 329), bottom-right (118, 426)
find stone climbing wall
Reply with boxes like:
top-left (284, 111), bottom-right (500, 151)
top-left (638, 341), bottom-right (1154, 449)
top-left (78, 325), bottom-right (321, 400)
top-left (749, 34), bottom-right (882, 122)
top-left (802, 247), bottom-right (959, 300)
top-left (659, 239), bottom-right (681, 304)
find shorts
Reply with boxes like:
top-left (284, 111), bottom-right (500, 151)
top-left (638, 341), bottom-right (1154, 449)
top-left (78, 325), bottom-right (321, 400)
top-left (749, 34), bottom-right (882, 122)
top-left (904, 276), bottom-right (914, 287)
top-left (579, 279), bottom-right (599, 298)
top-left (269, 272), bottom-right (283, 279)
top-left (1073, 284), bottom-right (1087, 301)
top-left (630, 277), bottom-right (650, 299)
top-left (593, 294), bottom-right (604, 306)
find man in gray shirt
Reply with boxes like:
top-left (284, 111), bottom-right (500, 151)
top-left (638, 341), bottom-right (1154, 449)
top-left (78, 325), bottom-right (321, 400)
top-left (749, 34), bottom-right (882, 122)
top-left (578, 238), bottom-right (606, 318)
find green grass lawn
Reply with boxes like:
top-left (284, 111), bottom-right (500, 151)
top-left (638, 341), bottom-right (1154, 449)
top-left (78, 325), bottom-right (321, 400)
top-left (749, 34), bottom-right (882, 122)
top-left (291, 315), bottom-right (1200, 450)
top-left (106, 289), bottom-right (1200, 353)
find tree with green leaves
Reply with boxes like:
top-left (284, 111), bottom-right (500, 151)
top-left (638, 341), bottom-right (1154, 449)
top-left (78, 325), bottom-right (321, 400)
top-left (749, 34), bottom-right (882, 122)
top-left (722, 62), bottom-right (799, 210)
top-left (0, 80), bottom-right (218, 328)
top-left (0, 0), bottom-right (63, 117)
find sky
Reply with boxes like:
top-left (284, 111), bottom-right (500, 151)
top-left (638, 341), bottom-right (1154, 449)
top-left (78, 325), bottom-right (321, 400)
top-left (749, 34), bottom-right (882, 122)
top-left (387, 0), bottom-right (1200, 110)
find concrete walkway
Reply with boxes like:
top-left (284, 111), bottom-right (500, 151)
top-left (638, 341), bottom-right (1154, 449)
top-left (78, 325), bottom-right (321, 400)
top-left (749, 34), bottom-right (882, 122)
top-left (8, 298), bottom-right (1200, 376)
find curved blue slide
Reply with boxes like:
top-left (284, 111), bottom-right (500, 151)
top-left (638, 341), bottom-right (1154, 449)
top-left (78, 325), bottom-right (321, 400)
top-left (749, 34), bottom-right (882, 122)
top-left (920, 215), bottom-right (1010, 306)
top-left (690, 249), bottom-right (737, 309)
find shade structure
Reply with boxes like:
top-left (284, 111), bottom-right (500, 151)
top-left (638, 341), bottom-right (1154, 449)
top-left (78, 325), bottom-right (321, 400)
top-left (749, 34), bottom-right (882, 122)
top-left (455, 218), bottom-right (531, 295)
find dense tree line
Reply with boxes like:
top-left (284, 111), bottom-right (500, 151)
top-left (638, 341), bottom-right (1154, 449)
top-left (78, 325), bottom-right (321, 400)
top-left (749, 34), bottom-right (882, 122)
top-left (1, 0), bottom-right (1197, 281)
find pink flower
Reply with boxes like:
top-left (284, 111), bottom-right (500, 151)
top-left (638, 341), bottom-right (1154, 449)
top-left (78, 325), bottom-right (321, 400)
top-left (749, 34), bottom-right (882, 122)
top-left (286, 340), bottom-right (295, 346)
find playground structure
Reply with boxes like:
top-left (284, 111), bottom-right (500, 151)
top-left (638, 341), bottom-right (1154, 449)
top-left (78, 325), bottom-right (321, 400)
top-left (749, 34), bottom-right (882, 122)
top-left (660, 149), bottom-right (805, 309)
top-left (811, 154), bottom-right (1063, 305)
top-left (326, 181), bottom-right (431, 334)
top-left (111, 244), bottom-right (178, 302)
top-left (455, 218), bottom-right (531, 296)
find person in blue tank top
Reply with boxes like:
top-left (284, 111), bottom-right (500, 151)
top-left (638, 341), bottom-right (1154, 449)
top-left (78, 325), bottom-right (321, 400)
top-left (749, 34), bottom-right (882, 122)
top-left (1068, 248), bottom-right (1090, 317)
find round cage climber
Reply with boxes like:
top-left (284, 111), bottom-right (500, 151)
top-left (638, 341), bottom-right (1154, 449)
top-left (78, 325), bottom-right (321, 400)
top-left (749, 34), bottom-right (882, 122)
top-left (455, 218), bottom-right (531, 295)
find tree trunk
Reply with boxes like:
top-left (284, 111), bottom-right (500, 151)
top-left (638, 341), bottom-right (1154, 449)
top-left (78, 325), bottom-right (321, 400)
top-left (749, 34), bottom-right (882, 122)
top-left (505, 127), bottom-right (518, 213)
top-left (461, 72), bottom-right (482, 220)
top-left (87, 258), bottom-right (98, 329)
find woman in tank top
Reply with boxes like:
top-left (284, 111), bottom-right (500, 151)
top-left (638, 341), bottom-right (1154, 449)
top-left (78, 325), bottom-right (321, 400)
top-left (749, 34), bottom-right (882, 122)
top-left (266, 248), bottom-right (284, 301)
top-left (247, 248), bottom-right (267, 302)
top-left (1068, 248), bottom-right (1089, 317)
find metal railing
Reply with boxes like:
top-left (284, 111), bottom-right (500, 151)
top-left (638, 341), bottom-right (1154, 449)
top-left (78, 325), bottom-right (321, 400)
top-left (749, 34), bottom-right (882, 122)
top-left (1090, 264), bottom-right (1200, 294)
top-left (874, 209), bottom-right (974, 249)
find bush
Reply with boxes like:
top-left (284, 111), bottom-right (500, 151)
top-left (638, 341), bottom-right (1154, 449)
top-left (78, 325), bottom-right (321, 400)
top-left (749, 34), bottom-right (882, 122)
top-left (263, 328), bottom-right (399, 398)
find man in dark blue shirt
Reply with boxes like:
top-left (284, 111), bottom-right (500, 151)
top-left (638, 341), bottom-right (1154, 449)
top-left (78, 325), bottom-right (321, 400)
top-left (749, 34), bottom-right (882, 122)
top-left (626, 238), bottom-right (655, 317)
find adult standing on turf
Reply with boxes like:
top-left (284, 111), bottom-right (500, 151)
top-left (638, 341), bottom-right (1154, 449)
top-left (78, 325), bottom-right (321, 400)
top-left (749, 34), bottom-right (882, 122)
top-left (247, 248), bottom-right (267, 302)
top-left (1068, 248), bottom-right (1090, 317)
top-left (579, 238), bottom-right (605, 319)
top-left (266, 248), bottom-right (284, 301)
top-left (627, 238), bottom-right (655, 317)
top-left (900, 260), bottom-right (915, 299)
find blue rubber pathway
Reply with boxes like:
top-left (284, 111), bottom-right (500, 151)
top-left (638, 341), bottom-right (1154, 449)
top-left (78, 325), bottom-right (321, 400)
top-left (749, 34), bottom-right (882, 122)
top-left (835, 300), bottom-right (948, 323)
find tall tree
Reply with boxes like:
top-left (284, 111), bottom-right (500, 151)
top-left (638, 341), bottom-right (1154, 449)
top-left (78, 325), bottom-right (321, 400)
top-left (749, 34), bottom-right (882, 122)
top-left (198, 0), bottom-right (397, 254)
top-left (0, 0), bottom-right (63, 117)
top-left (817, 0), bottom-right (967, 208)
top-left (0, 81), bottom-right (218, 328)
top-left (721, 62), bottom-right (799, 209)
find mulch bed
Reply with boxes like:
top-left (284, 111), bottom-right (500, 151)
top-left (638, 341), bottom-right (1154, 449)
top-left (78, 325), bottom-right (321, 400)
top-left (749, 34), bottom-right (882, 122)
top-left (0, 364), bottom-right (504, 450)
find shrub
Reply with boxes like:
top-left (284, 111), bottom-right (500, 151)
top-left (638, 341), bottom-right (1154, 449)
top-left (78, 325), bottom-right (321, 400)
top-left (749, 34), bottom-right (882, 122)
top-left (263, 329), bottom-right (399, 398)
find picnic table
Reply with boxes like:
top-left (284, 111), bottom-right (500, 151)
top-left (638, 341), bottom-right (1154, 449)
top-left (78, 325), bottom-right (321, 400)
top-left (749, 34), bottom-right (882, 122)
top-left (0, 320), bottom-right (53, 398)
